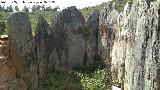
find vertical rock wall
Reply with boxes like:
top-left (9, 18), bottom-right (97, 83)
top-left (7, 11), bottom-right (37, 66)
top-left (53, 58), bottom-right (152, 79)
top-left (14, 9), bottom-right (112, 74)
top-left (0, 36), bottom-right (25, 90)
top-left (7, 12), bottom-right (38, 89)
top-left (98, 1), bottom-right (119, 87)
top-left (2, 1), bottom-right (160, 89)
top-left (111, 2), bottom-right (132, 89)
top-left (35, 15), bottom-right (50, 79)
top-left (47, 6), bottom-right (85, 71)
top-left (86, 11), bottom-right (99, 64)
top-left (99, 2), bottom-right (119, 64)
top-left (111, 0), bottom-right (160, 90)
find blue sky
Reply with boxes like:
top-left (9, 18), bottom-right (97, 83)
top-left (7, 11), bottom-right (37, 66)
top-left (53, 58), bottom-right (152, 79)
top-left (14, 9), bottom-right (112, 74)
top-left (0, 0), bottom-right (111, 10)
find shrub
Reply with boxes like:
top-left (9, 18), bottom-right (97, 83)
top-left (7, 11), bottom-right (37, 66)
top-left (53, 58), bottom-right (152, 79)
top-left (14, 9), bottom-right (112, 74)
top-left (0, 14), bottom-right (6, 35)
top-left (0, 21), bottom-right (5, 35)
top-left (37, 72), bottom-right (66, 90)
top-left (36, 72), bottom-right (82, 90)
top-left (75, 68), bottom-right (111, 90)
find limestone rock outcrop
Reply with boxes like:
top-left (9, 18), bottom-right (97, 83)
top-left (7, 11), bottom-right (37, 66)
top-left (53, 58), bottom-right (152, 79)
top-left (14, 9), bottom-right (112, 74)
top-left (0, 36), bottom-right (24, 90)
top-left (7, 12), bottom-right (38, 89)
top-left (99, 2), bottom-right (119, 64)
top-left (35, 15), bottom-right (50, 79)
top-left (1, 1), bottom-right (159, 89)
top-left (48, 6), bottom-right (85, 71)
top-left (111, 2), bottom-right (132, 88)
top-left (111, 0), bottom-right (160, 90)
top-left (98, 2), bottom-right (119, 87)
top-left (86, 11), bottom-right (100, 64)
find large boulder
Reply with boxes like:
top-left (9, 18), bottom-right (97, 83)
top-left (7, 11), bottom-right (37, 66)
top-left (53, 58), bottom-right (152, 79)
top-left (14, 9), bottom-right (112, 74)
top-left (7, 12), bottom-right (38, 89)
top-left (47, 6), bottom-right (85, 71)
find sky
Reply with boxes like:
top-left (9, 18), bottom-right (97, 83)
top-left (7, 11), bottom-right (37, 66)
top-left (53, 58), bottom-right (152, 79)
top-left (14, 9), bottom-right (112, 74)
top-left (0, 0), bottom-right (111, 10)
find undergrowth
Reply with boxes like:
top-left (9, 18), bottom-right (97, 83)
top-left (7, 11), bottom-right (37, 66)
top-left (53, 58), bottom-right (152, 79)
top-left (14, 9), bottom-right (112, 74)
top-left (34, 55), bottom-right (111, 90)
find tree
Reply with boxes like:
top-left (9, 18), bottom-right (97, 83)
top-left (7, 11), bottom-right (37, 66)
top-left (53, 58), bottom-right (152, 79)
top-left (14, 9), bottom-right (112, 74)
top-left (0, 5), bottom-right (5, 11)
top-left (31, 5), bottom-right (41, 12)
top-left (41, 5), bottom-right (45, 11)
top-left (0, 5), bottom-right (2, 11)
top-left (6, 5), bottom-right (13, 12)
top-left (52, 6), bottom-right (60, 12)
top-left (15, 6), bottom-right (19, 11)
top-left (0, 14), bottom-right (6, 34)
top-left (22, 6), bottom-right (29, 12)
top-left (45, 6), bottom-right (52, 11)
top-left (0, 20), bottom-right (5, 34)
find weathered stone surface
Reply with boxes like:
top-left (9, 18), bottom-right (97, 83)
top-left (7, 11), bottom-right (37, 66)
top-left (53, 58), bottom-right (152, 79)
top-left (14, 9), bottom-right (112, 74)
top-left (35, 15), bottom-right (50, 79)
top-left (98, 2), bottom-right (119, 87)
top-left (1, 1), bottom-right (159, 90)
top-left (0, 37), bottom-right (23, 90)
top-left (111, 2), bottom-right (132, 88)
top-left (86, 11), bottom-right (99, 64)
top-left (111, 0), bottom-right (160, 90)
top-left (48, 6), bottom-right (85, 71)
top-left (99, 1), bottom-right (119, 64)
top-left (7, 12), bottom-right (38, 89)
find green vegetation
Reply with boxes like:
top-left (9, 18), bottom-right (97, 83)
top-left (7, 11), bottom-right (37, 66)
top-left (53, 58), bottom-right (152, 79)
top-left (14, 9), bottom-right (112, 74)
top-left (0, 11), bottom-right (9, 36)
top-left (112, 0), bottom-right (133, 11)
top-left (27, 54), bottom-right (110, 90)
top-left (34, 54), bottom-right (111, 90)
top-left (80, 2), bottom-right (107, 20)
top-left (0, 5), bottom-right (59, 36)
top-left (36, 72), bottom-right (81, 90)
top-left (75, 68), bottom-right (110, 90)
top-left (0, 0), bottom-right (135, 36)
top-left (0, 19), bottom-right (5, 35)
top-left (35, 69), bottom-right (110, 90)
top-left (1, 1), bottom-right (133, 89)
top-left (29, 11), bottom-right (59, 36)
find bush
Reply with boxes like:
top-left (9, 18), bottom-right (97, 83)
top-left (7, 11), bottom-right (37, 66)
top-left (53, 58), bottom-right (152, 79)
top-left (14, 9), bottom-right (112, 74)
top-left (36, 54), bottom-right (110, 90)
top-left (0, 14), bottom-right (6, 35)
top-left (75, 68), bottom-right (111, 90)
top-left (37, 72), bottom-right (66, 90)
top-left (36, 72), bottom-right (82, 90)
top-left (0, 21), bottom-right (5, 35)
top-left (74, 55), bottom-right (111, 90)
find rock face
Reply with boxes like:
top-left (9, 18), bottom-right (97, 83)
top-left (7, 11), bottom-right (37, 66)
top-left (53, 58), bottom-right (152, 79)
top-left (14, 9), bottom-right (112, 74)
top-left (2, 1), bottom-right (159, 90)
top-left (99, 2), bottom-right (119, 64)
top-left (3, 7), bottom-right (85, 89)
top-left (0, 36), bottom-right (25, 90)
top-left (7, 12), bottom-right (38, 89)
top-left (35, 15), bottom-right (50, 79)
top-left (111, 2), bottom-right (132, 88)
top-left (86, 11), bottom-right (99, 64)
top-left (48, 6), bottom-right (85, 71)
top-left (111, 0), bottom-right (160, 90)
top-left (98, 2), bottom-right (119, 87)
